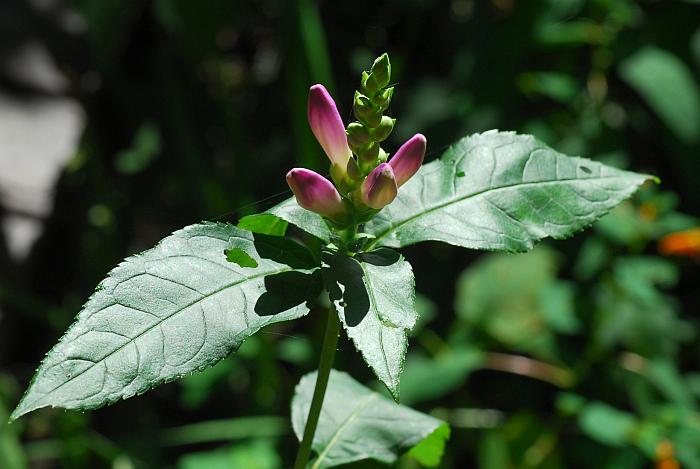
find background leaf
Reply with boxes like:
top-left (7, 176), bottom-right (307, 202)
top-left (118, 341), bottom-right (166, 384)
top-left (620, 46), bottom-right (700, 144)
top-left (291, 370), bottom-right (449, 469)
top-left (11, 223), bottom-right (312, 420)
top-left (322, 249), bottom-right (416, 400)
top-left (365, 130), bottom-right (654, 252)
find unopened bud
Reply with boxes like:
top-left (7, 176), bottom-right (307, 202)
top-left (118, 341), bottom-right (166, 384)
top-left (378, 148), bottom-right (388, 163)
top-left (308, 85), bottom-right (352, 172)
top-left (389, 134), bottom-right (426, 187)
top-left (372, 87), bottom-right (394, 110)
top-left (361, 71), bottom-right (381, 96)
top-left (372, 116), bottom-right (395, 142)
top-left (346, 157), bottom-right (362, 180)
top-left (358, 142), bottom-right (380, 173)
top-left (370, 53), bottom-right (391, 89)
top-left (361, 163), bottom-right (398, 209)
top-left (353, 92), bottom-right (376, 120)
top-left (286, 168), bottom-right (347, 221)
top-left (346, 122), bottom-right (371, 150)
top-left (362, 110), bottom-right (382, 129)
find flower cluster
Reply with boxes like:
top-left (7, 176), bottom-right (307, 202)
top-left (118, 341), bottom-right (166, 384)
top-left (286, 54), bottom-right (426, 229)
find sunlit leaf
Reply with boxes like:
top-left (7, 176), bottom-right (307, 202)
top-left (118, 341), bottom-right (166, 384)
top-left (11, 224), bottom-right (315, 420)
top-left (264, 197), bottom-right (332, 243)
top-left (291, 370), bottom-right (449, 468)
top-left (323, 249), bottom-right (416, 400)
top-left (365, 131), bottom-right (654, 251)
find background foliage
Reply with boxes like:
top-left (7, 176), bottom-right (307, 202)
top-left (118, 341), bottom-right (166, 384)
top-left (1, 0), bottom-right (699, 467)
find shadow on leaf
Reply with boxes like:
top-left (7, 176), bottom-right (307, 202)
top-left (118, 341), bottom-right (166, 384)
top-left (322, 249), bottom-right (402, 327)
top-left (254, 270), bottom-right (323, 316)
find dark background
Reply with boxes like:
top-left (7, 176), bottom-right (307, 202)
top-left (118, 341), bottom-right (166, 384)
top-left (1, 0), bottom-right (700, 467)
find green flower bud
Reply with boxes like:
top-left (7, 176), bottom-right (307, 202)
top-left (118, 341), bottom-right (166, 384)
top-left (346, 156), bottom-right (362, 181)
top-left (378, 148), bottom-right (388, 163)
top-left (361, 71), bottom-right (381, 96)
top-left (372, 86), bottom-right (394, 111)
top-left (371, 116), bottom-right (395, 142)
top-left (346, 122), bottom-right (371, 150)
top-left (370, 53), bottom-right (391, 89)
top-left (353, 92), bottom-right (376, 120)
top-left (358, 142), bottom-right (380, 171)
top-left (362, 110), bottom-right (382, 128)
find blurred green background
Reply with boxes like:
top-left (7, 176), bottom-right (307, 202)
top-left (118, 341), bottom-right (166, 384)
top-left (1, 0), bottom-right (700, 467)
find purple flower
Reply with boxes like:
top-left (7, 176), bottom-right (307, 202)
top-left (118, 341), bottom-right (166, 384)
top-left (308, 85), bottom-right (352, 179)
top-left (286, 168), bottom-right (347, 220)
top-left (361, 163), bottom-right (398, 209)
top-left (389, 134), bottom-right (426, 187)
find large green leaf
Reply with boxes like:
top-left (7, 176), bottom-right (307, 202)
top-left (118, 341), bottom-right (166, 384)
top-left (322, 249), bottom-right (416, 400)
top-left (11, 223), bottom-right (315, 420)
top-left (365, 131), bottom-right (654, 251)
top-left (291, 370), bottom-right (449, 468)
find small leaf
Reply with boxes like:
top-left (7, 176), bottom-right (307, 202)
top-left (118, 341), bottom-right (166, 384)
top-left (11, 223), bottom-right (313, 420)
top-left (238, 213), bottom-right (288, 236)
top-left (263, 197), bottom-right (332, 243)
top-left (322, 249), bottom-right (416, 399)
top-left (408, 423), bottom-right (451, 467)
top-left (291, 370), bottom-right (449, 469)
top-left (365, 130), bottom-right (654, 252)
top-left (225, 247), bottom-right (258, 268)
top-left (578, 402), bottom-right (637, 447)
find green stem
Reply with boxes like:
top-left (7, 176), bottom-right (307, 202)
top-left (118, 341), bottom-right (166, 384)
top-left (293, 307), bottom-right (341, 469)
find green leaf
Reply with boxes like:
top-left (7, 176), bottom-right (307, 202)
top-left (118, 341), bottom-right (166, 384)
top-left (620, 46), bottom-right (700, 144)
top-left (365, 131), bottom-right (654, 251)
top-left (262, 197), bottom-right (332, 243)
top-left (291, 370), bottom-right (449, 469)
top-left (400, 347), bottom-right (483, 405)
top-left (407, 423), bottom-right (451, 467)
top-left (177, 439), bottom-right (281, 469)
top-left (225, 247), bottom-right (258, 268)
top-left (322, 249), bottom-right (416, 400)
top-left (11, 223), bottom-right (314, 420)
top-left (578, 402), bottom-right (637, 447)
top-left (454, 246), bottom-right (576, 359)
top-left (237, 213), bottom-right (288, 236)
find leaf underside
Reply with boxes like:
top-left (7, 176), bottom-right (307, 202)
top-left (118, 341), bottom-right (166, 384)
top-left (291, 370), bottom-right (449, 469)
top-left (364, 130), bottom-right (655, 251)
top-left (11, 223), bottom-right (311, 420)
top-left (323, 249), bottom-right (416, 400)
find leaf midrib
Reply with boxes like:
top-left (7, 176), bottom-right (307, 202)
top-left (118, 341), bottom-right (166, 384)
top-left (19, 264), bottom-right (292, 412)
top-left (312, 393), bottom-right (378, 469)
top-left (366, 173), bottom-right (640, 249)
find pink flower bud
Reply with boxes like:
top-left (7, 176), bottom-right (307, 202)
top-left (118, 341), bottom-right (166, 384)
top-left (286, 168), bottom-right (346, 220)
top-left (389, 133), bottom-right (426, 187)
top-left (361, 163), bottom-right (398, 210)
top-left (308, 85), bottom-right (352, 172)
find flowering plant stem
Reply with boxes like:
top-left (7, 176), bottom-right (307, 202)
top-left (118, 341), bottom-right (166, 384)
top-left (293, 304), bottom-right (341, 469)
